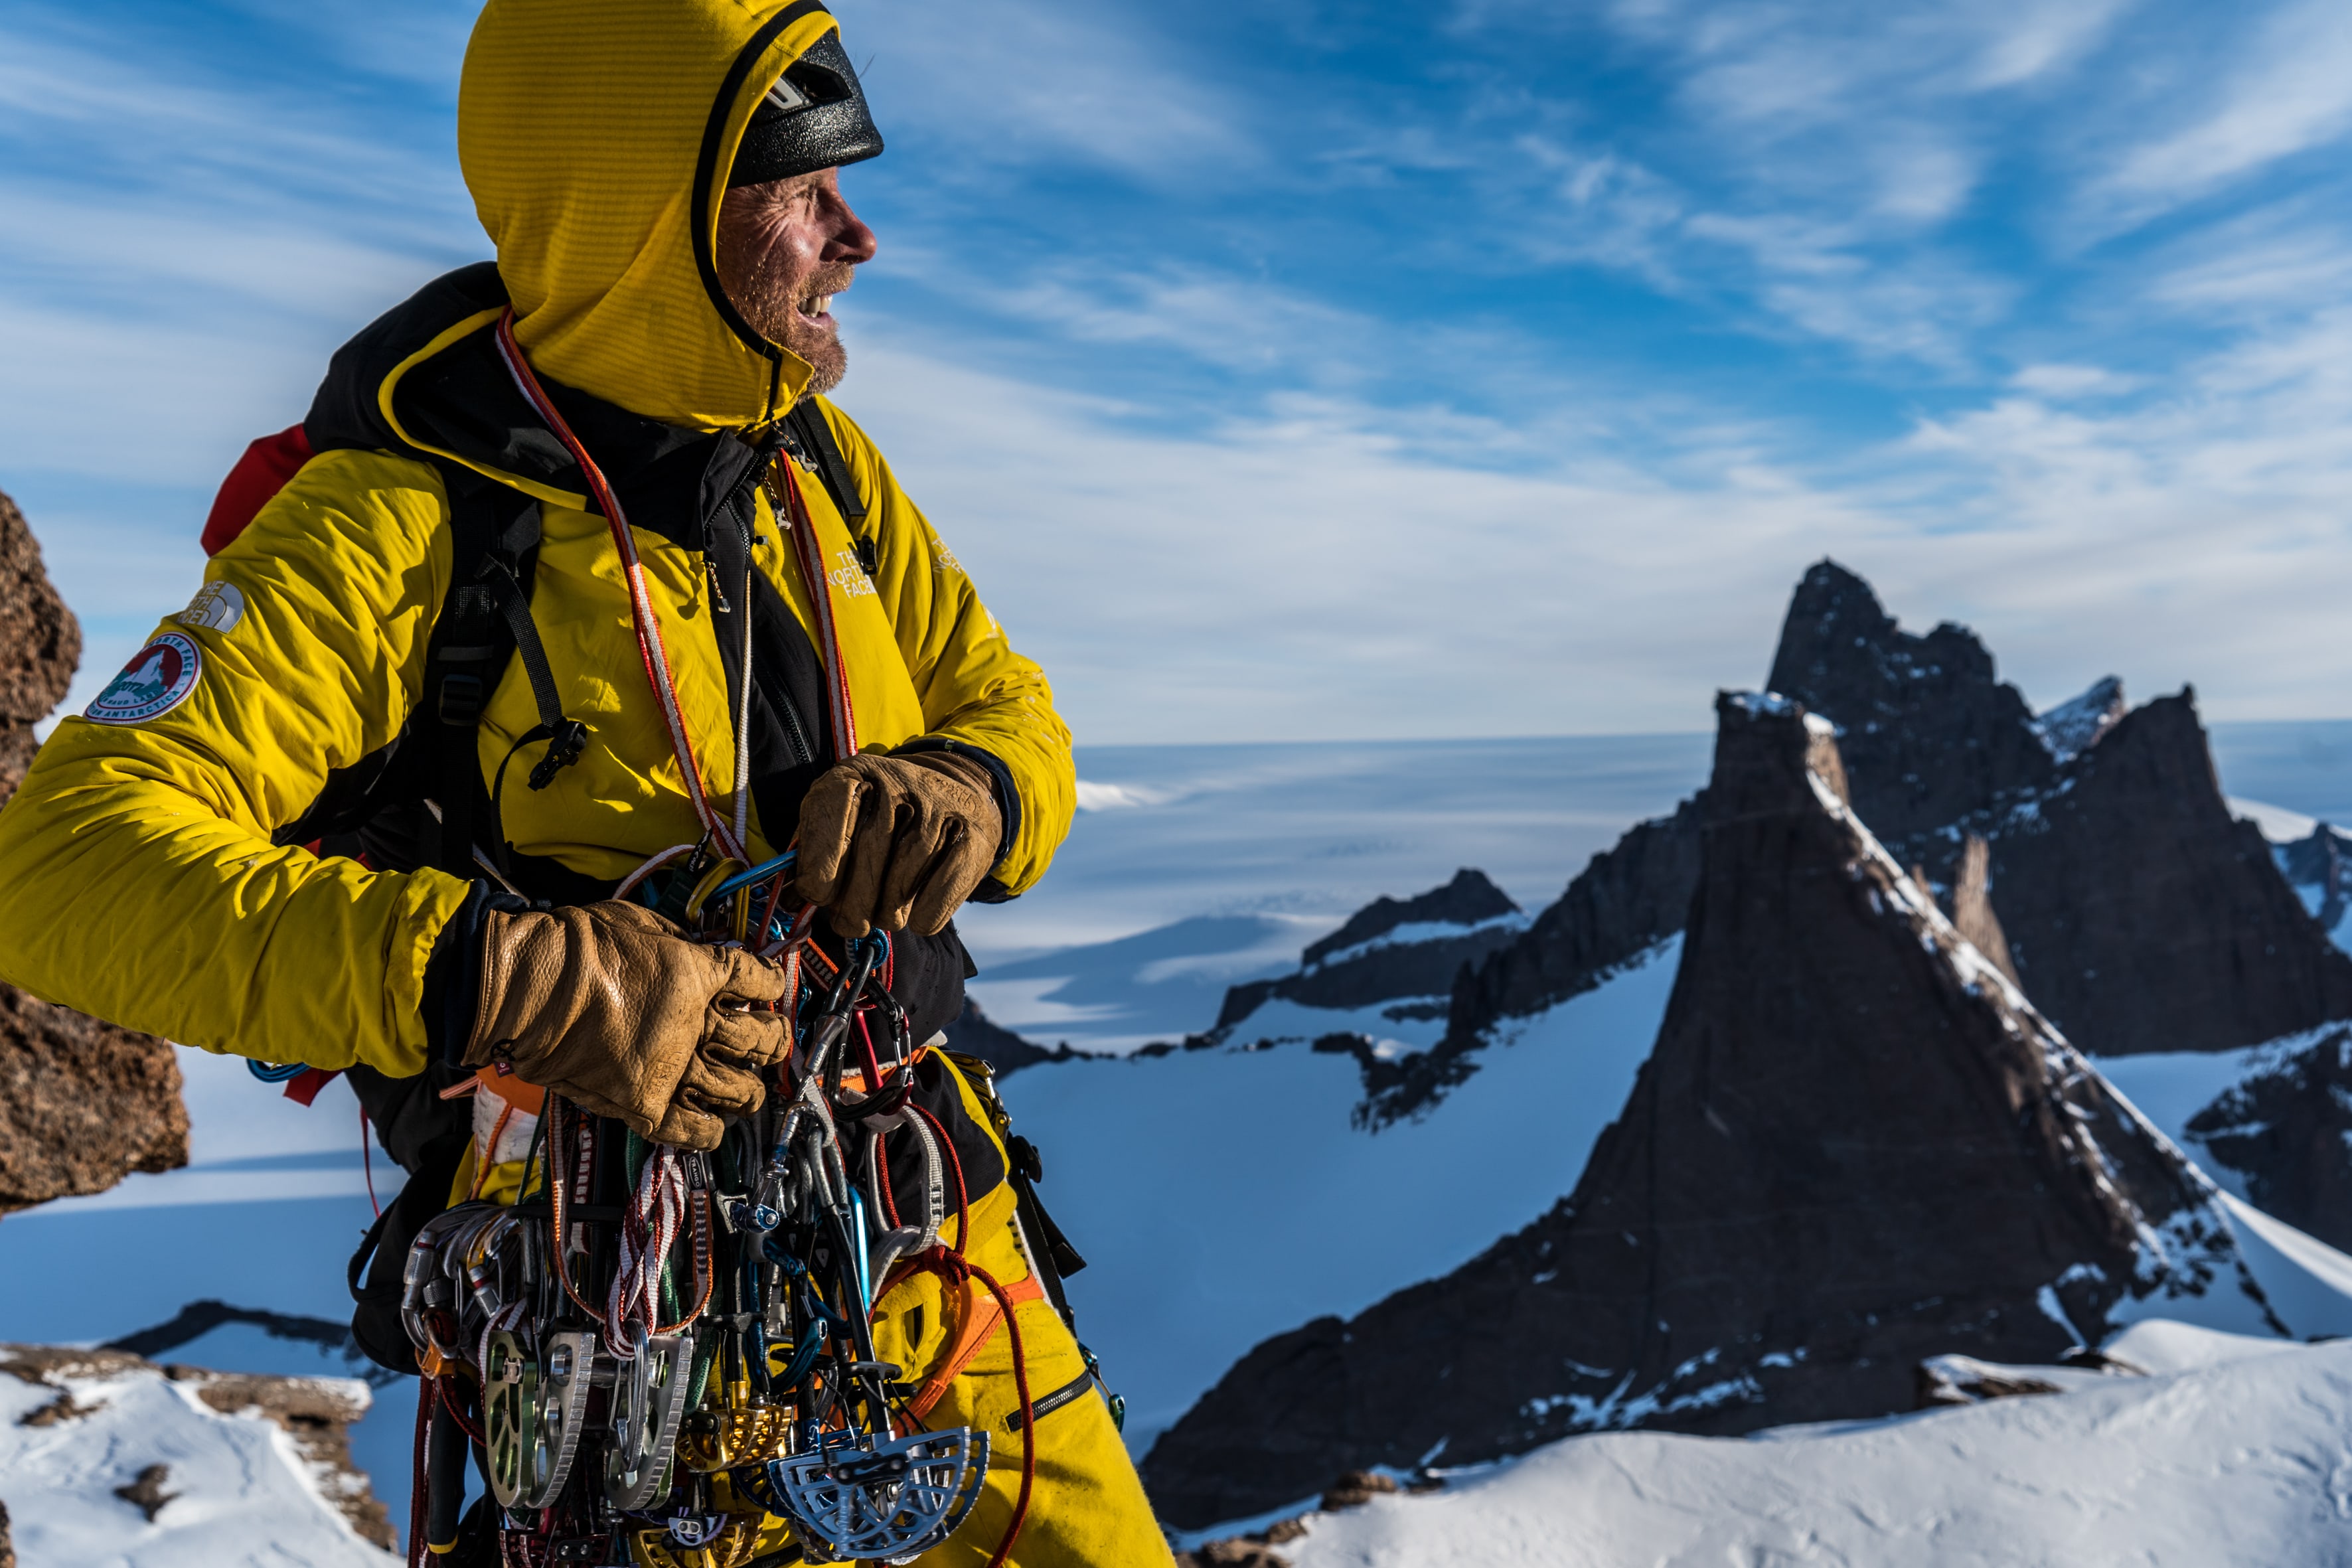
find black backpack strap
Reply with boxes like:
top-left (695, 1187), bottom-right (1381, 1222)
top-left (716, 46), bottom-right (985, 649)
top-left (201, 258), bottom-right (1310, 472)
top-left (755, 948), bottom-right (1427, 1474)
top-left (420, 477), bottom-right (585, 880)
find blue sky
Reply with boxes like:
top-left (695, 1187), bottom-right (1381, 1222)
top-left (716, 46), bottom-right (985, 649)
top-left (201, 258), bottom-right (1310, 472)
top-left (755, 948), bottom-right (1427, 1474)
top-left (7, 0), bottom-right (2352, 742)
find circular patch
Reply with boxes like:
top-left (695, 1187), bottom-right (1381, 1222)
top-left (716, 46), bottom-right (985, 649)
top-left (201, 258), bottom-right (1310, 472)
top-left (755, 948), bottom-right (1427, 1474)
top-left (86, 632), bottom-right (202, 725)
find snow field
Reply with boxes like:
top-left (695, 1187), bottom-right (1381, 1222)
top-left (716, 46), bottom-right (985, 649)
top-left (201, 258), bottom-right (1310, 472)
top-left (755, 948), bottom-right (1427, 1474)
top-left (1277, 1330), bottom-right (2352, 1568)
top-left (1003, 938), bottom-right (1685, 1448)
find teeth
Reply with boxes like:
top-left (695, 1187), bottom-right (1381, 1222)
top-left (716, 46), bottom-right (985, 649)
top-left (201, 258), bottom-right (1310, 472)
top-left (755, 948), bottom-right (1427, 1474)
top-left (806, 295), bottom-right (832, 316)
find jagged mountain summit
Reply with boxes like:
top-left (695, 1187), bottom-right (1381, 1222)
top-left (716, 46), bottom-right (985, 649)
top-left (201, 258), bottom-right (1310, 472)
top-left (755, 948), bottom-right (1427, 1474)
top-left (1141, 693), bottom-right (2317, 1528)
top-left (1764, 561), bottom-right (2060, 842)
top-left (1386, 561), bottom-right (2352, 1125)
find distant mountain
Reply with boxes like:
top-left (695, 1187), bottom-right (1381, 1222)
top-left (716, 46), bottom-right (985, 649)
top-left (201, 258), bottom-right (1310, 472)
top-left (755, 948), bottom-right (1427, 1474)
top-left (1142, 693), bottom-right (2335, 1527)
top-left (940, 996), bottom-right (1085, 1077)
top-left (1211, 869), bottom-right (1525, 1048)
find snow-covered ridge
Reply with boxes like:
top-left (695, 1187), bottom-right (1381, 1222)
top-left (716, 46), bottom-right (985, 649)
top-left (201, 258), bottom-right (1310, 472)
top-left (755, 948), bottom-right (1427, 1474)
top-left (1272, 1329), bottom-right (2352, 1568)
top-left (1302, 910), bottom-right (1529, 973)
top-left (0, 1343), bottom-right (392, 1565)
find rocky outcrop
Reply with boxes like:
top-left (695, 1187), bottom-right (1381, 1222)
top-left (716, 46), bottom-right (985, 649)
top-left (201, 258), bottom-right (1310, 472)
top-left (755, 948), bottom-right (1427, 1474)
top-left (0, 491), bottom-right (79, 803)
top-left (941, 996), bottom-right (1083, 1077)
top-left (0, 487), bottom-right (187, 1213)
top-left (0, 989), bottom-right (188, 1212)
top-left (1141, 694), bottom-right (2264, 1528)
top-left (1949, 834), bottom-right (2017, 986)
top-left (1214, 870), bottom-right (1525, 1036)
top-left (2185, 1026), bottom-right (2352, 1253)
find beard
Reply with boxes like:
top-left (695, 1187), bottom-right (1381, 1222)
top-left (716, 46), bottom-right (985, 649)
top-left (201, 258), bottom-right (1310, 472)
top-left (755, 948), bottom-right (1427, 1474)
top-left (733, 258), bottom-right (857, 398)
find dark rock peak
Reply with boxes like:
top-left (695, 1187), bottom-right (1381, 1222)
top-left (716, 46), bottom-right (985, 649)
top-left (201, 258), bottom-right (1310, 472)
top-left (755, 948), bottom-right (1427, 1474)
top-left (1765, 558), bottom-right (2055, 843)
top-left (1302, 870), bottom-right (1519, 970)
top-left (2186, 1026), bottom-right (2352, 1252)
top-left (2036, 675), bottom-right (2125, 763)
top-left (1142, 693), bottom-right (2264, 1528)
top-left (1439, 563), bottom-right (2350, 1077)
top-left (1990, 689), bottom-right (2352, 1055)
top-left (2278, 821), bottom-right (2352, 933)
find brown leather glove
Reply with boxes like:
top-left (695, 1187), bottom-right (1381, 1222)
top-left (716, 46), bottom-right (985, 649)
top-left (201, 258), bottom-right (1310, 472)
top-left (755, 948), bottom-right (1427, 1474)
top-left (465, 900), bottom-right (790, 1150)
top-left (795, 751), bottom-right (1003, 937)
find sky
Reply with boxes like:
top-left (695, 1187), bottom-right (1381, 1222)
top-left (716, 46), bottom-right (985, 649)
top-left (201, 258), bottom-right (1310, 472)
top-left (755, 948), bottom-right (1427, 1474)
top-left (6, 0), bottom-right (2352, 743)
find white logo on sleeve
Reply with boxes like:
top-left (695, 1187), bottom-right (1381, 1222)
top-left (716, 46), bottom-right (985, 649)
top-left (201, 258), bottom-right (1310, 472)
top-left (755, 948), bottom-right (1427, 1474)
top-left (177, 581), bottom-right (246, 634)
top-left (86, 633), bottom-right (202, 724)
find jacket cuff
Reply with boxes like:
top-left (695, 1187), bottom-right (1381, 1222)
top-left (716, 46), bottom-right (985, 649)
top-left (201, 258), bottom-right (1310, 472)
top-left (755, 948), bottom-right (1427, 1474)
top-left (894, 737), bottom-right (1021, 901)
top-left (421, 881), bottom-right (527, 1067)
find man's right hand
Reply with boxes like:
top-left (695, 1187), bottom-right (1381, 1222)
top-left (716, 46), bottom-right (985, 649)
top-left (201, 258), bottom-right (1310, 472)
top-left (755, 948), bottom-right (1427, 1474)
top-left (465, 900), bottom-right (789, 1151)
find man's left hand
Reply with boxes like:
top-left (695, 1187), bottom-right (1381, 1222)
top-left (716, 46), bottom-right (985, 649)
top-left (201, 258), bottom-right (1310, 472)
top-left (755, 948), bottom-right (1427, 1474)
top-left (795, 751), bottom-right (1001, 937)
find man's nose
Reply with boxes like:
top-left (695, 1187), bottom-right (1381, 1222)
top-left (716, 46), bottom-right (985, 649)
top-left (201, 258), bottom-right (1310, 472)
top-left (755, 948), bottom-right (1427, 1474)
top-left (824, 192), bottom-right (878, 266)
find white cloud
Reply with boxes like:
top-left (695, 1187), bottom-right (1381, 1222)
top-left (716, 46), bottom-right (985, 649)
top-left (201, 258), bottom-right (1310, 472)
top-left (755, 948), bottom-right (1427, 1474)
top-left (2010, 363), bottom-right (2143, 398)
top-left (2103, 0), bottom-right (2352, 212)
top-left (829, 0), bottom-right (1252, 181)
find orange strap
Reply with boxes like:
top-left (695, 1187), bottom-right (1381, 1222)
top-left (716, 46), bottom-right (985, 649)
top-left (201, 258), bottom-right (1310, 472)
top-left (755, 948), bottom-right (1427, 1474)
top-left (902, 1269), bottom-right (1045, 1421)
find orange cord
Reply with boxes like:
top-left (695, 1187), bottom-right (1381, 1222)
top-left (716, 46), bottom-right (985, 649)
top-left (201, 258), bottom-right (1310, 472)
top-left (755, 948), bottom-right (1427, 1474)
top-left (902, 1247), bottom-right (1035, 1568)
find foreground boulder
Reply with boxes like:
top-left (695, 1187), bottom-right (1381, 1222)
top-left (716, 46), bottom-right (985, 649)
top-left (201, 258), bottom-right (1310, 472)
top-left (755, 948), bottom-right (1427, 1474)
top-left (1142, 693), bottom-right (2278, 1526)
top-left (0, 1342), bottom-right (390, 1557)
top-left (0, 487), bottom-right (186, 1212)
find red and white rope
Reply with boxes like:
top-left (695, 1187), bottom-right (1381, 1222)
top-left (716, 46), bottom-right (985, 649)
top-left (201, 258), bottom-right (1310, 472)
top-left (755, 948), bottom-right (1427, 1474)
top-left (770, 460), bottom-right (859, 758)
top-left (605, 1147), bottom-right (688, 1357)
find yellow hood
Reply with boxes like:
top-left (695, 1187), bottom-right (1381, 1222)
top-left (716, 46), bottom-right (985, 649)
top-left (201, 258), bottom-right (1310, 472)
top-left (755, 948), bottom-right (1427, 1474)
top-left (458, 0), bottom-right (840, 430)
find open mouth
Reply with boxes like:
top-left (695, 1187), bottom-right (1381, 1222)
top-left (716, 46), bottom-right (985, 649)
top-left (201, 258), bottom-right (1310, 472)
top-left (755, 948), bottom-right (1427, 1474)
top-left (794, 290), bottom-right (839, 328)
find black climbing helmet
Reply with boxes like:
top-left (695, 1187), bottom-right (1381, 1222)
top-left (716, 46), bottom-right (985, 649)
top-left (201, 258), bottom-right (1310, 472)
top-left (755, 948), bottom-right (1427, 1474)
top-left (730, 32), bottom-right (884, 187)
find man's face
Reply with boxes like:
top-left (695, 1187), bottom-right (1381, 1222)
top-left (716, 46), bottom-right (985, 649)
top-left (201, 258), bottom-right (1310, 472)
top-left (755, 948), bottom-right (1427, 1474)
top-left (715, 168), bottom-right (878, 398)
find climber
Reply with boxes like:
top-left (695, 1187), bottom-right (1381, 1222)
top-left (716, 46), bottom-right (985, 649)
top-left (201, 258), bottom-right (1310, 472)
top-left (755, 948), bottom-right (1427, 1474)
top-left (0, 1), bottom-right (1170, 1562)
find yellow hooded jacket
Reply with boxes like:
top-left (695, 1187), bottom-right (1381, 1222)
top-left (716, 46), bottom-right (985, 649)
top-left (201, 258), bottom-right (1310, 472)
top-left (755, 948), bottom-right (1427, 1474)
top-left (0, 0), bottom-right (1075, 1079)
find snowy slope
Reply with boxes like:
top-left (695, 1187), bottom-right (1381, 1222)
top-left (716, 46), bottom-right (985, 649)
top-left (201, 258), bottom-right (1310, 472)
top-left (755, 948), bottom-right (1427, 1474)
top-left (1014, 939), bottom-right (1684, 1447)
top-left (0, 1351), bottom-right (390, 1566)
top-left (1275, 1328), bottom-right (2352, 1568)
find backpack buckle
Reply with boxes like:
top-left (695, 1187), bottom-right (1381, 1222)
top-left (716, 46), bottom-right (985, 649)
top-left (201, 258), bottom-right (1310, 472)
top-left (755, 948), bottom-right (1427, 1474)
top-left (527, 719), bottom-right (590, 790)
top-left (438, 672), bottom-right (484, 727)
